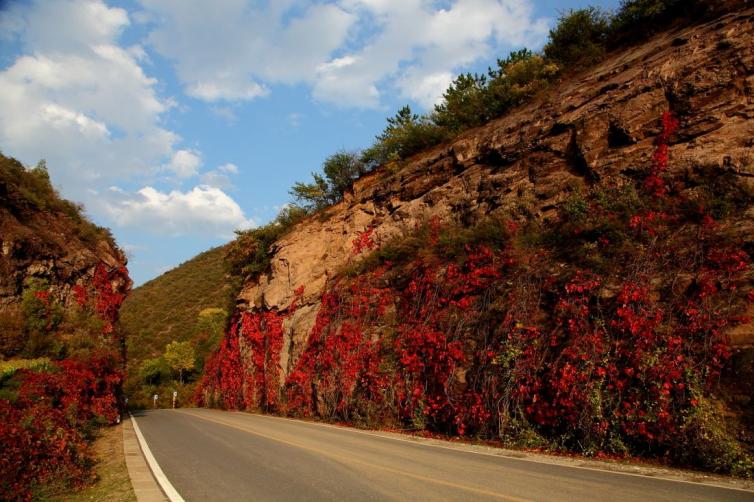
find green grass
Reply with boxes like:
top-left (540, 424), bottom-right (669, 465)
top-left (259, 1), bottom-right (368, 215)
top-left (0, 357), bottom-right (52, 379)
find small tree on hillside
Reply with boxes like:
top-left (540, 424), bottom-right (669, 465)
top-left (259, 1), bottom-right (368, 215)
top-left (164, 340), bottom-right (195, 384)
top-left (544, 7), bottom-right (611, 67)
top-left (194, 308), bottom-right (227, 371)
top-left (290, 150), bottom-right (367, 211)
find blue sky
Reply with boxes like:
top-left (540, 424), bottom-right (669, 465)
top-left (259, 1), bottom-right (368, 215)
top-left (0, 0), bottom-right (619, 286)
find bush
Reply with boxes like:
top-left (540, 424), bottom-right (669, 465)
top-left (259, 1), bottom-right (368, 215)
top-left (432, 73), bottom-right (490, 133)
top-left (291, 151), bottom-right (369, 211)
top-left (225, 205), bottom-right (309, 281)
top-left (610, 0), bottom-right (723, 43)
top-left (487, 50), bottom-right (559, 112)
top-left (0, 354), bottom-right (123, 500)
top-left (544, 8), bottom-right (611, 67)
top-left (362, 106), bottom-right (450, 167)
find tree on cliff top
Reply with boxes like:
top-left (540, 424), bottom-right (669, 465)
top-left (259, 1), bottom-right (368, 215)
top-left (290, 150), bottom-right (368, 211)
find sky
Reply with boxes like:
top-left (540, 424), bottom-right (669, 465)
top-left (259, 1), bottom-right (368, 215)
top-left (0, 0), bottom-right (620, 286)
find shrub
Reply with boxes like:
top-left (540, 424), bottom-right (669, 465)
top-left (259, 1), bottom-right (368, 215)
top-left (0, 354), bottom-right (123, 500)
top-left (225, 205), bottom-right (309, 281)
top-left (432, 73), bottom-right (490, 133)
top-left (291, 151), bottom-right (369, 211)
top-left (362, 106), bottom-right (450, 167)
top-left (138, 357), bottom-right (172, 386)
top-left (610, 0), bottom-right (724, 43)
top-left (544, 8), bottom-right (611, 67)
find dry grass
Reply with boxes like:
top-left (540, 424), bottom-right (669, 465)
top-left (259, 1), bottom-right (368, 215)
top-left (50, 424), bottom-right (136, 502)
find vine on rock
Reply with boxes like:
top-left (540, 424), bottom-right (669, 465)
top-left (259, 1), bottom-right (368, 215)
top-left (199, 112), bottom-right (753, 474)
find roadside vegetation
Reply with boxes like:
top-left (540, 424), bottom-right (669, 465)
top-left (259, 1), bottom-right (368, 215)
top-left (120, 247), bottom-right (236, 408)
top-left (199, 111), bottom-right (754, 475)
top-left (0, 266), bottom-right (130, 499)
top-left (45, 424), bottom-right (136, 502)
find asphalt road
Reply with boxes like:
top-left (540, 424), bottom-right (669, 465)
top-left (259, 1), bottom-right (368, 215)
top-left (133, 409), bottom-right (753, 502)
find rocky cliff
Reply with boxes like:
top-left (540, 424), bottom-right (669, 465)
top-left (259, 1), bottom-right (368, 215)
top-left (0, 154), bottom-right (132, 498)
top-left (200, 7), bottom-right (754, 473)
top-left (240, 8), bottom-right (754, 365)
top-left (0, 154), bottom-right (131, 358)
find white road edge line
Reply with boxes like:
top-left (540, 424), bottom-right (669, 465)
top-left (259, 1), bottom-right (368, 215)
top-left (129, 412), bottom-right (186, 502)
top-left (194, 409), bottom-right (754, 494)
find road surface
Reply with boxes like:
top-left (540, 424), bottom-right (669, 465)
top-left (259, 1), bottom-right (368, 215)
top-left (132, 409), bottom-right (753, 502)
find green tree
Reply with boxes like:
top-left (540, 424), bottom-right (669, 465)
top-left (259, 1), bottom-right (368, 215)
top-left (610, 0), bottom-right (720, 42)
top-left (544, 7), bottom-right (611, 67)
top-left (139, 357), bottom-right (171, 386)
top-left (194, 308), bottom-right (228, 371)
top-left (362, 105), bottom-right (448, 167)
top-left (290, 151), bottom-right (368, 211)
top-left (432, 73), bottom-right (489, 133)
top-left (164, 340), bottom-right (195, 384)
top-left (484, 50), bottom-right (559, 117)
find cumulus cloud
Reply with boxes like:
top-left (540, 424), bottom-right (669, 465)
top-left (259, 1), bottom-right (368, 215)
top-left (165, 149), bottom-right (202, 178)
top-left (138, 0), bottom-right (549, 109)
top-left (140, 0), bottom-right (354, 103)
top-left (317, 0), bottom-right (550, 108)
top-left (217, 163), bottom-right (238, 174)
top-left (0, 0), bottom-right (177, 193)
top-left (199, 163), bottom-right (240, 190)
top-left (0, 0), bottom-right (254, 247)
top-left (107, 186), bottom-right (254, 236)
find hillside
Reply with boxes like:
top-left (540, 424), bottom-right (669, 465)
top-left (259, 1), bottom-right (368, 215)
top-left (120, 246), bottom-right (238, 401)
top-left (197, 6), bottom-right (754, 475)
top-left (0, 153), bottom-right (131, 498)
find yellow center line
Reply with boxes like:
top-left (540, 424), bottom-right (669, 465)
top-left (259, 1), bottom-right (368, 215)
top-left (177, 410), bottom-right (532, 502)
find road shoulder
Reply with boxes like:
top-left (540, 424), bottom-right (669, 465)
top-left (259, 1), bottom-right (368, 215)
top-left (123, 415), bottom-right (170, 502)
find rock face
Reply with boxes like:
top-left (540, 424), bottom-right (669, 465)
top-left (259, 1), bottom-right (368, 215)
top-left (0, 155), bottom-right (131, 357)
top-left (237, 8), bottom-right (754, 376)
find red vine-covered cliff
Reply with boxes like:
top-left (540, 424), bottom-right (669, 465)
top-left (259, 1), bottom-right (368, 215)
top-left (0, 154), bottom-right (131, 499)
top-left (198, 8), bottom-right (754, 473)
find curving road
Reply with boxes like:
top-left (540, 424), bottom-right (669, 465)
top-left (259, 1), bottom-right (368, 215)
top-left (132, 409), bottom-right (753, 502)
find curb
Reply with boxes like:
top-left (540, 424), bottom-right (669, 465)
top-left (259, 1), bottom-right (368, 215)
top-left (126, 413), bottom-right (185, 502)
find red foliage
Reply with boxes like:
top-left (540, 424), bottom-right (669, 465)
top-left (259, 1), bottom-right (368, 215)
top-left (72, 284), bottom-right (88, 307)
top-left (0, 354), bottom-right (123, 500)
top-left (198, 111), bottom-right (751, 469)
top-left (0, 260), bottom-right (131, 499)
top-left (196, 287), bottom-right (304, 410)
top-left (644, 111), bottom-right (679, 196)
top-left (92, 264), bottom-right (127, 334)
top-left (351, 226), bottom-right (376, 255)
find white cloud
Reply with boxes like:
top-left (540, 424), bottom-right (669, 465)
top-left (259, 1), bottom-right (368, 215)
top-left (201, 163), bottom-right (239, 190)
top-left (0, 0), bottom-right (254, 245)
top-left (0, 0), bottom-right (178, 193)
top-left (316, 0), bottom-right (550, 108)
top-left (165, 149), bottom-right (202, 178)
top-left (217, 163), bottom-right (238, 174)
top-left (137, 0), bottom-right (549, 109)
top-left (1, 0), bottom-right (129, 53)
top-left (107, 185), bottom-right (254, 236)
top-left (140, 0), bottom-right (354, 103)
